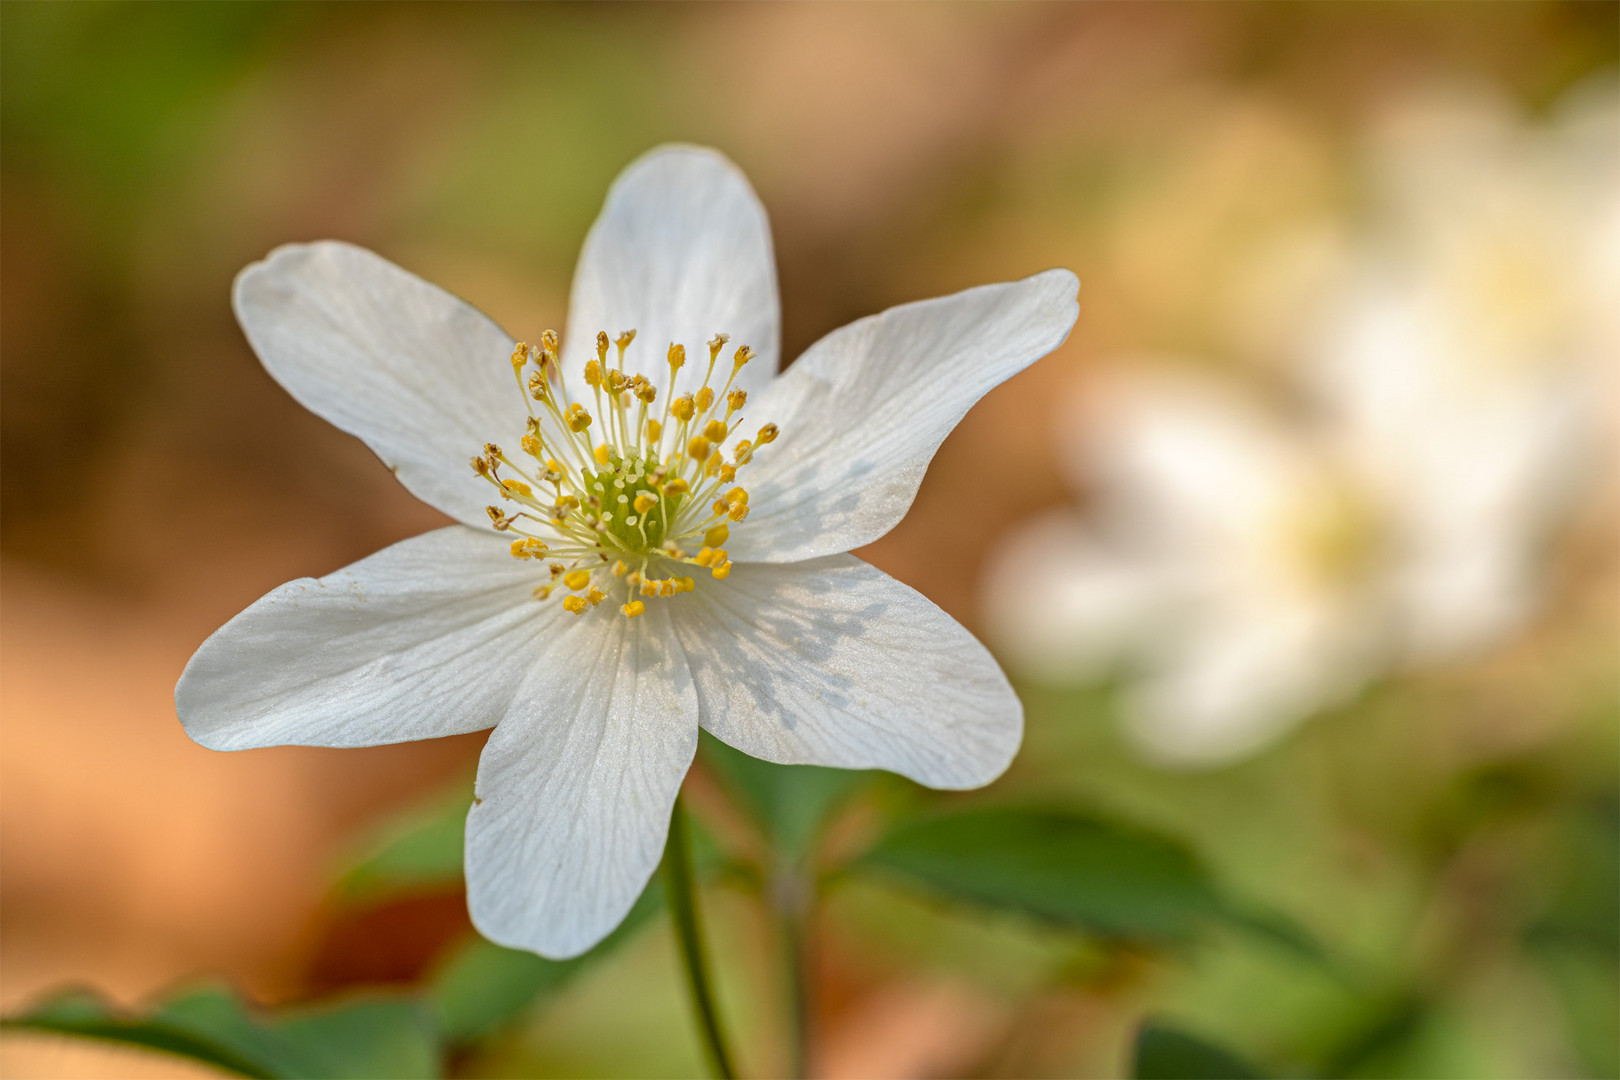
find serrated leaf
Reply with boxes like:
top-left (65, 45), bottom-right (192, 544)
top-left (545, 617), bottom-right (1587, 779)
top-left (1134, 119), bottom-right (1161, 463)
top-left (1133, 1021), bottom-right (1264, 1079)
top-left (856, 807), bottom-right (1222, 945)
top-left (427, 877), bottom-right (665, 1045)
top-left (2, 984), bottom-right (441, 1079)
top-left (698, 731), bottom-right (867, 862)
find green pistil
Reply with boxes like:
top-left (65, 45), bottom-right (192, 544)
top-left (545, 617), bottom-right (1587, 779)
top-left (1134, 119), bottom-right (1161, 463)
top-left (586, 452), bottom-right (682, 551)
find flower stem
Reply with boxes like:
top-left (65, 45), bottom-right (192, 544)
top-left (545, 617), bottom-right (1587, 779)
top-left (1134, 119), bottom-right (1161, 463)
top-left (777, 868), bottom-right (812, 1080)
top-left (663, 794), bottom-right (737, 1080)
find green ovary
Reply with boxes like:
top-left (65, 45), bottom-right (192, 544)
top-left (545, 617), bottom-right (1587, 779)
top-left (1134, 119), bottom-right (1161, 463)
top-left (585, 453), bottom-right (683, 552)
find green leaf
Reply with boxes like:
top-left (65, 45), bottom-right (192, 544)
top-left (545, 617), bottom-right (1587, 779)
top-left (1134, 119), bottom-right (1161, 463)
top-left (332, 787), bottom-right (471, 906)
top-left (856, 806), bottom-right (1223, 945)
top-left (427, 876), bottom-right (665, 1046)
top-left (2, 987), bottom-right (280, 1078)
top-left (1133, 1021), bottom-right (1265, 1079)
top-left (698, 730), bottom-right (867, 862)
top-left (2, 984), bottom-right (440, 1079)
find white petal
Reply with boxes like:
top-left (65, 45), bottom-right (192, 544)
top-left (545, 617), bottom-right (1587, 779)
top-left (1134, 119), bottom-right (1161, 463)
top-left (177, 526), bottom-right (551, 751)
top-left (671, 556), bottom-right (1020, 789)
top-left (729, 270), bottom-right (1079, 562)
top-left (234, 242), bottom-right (529, 529)
top-left (1076, 366), bottom-right (1314, 561)
top-left (466, 602), bottom-right (697, 959)
top-left (1122, 596), bottom-right (1377, 769)
top-left (561, 145), bottom-right (780, 403)
top-left (980, 511), bottom-right (1186, 685)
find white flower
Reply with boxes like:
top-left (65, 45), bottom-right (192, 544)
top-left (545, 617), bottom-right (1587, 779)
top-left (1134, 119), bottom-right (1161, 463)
top-left (176, 146), bottom-right (1079, 958)
top-left (983, 87), bottom-right (1614, 769)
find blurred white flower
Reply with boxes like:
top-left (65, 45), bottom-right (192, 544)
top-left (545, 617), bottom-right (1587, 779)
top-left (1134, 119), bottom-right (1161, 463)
top-left (984, 85), bottom-right (1616, 768)
top-left (177, 145), bottom-right (1079, 957)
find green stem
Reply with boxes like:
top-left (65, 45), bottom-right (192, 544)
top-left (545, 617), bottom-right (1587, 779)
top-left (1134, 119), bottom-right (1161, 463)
top-left (663, 794), bottom-right (737, 1080)
top-left (777, 866), bottom-right (812, 1080)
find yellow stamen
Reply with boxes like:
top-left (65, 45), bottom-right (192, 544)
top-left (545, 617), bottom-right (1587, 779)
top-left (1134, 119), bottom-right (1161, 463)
top-left (704, 524), bottom-right (729, 547)
top-left (564, 569), bottom-right (591, 591)
top-left (622, 600), bottom-right (646, 618)
top-left (563, 595), bottom-right (587, 615)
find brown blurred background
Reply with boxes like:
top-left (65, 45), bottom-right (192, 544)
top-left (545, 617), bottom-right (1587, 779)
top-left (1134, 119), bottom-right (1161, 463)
top-left (3, 3), bottom-right (1616, 1077)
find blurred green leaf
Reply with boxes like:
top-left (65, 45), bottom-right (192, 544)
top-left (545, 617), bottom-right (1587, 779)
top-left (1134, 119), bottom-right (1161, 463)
top-left (2, 984), bottom-right (440, 1079)
top-left (698, 730), bottom-right (868, 863)
top-left (856, 806), bottom-right (1224, 945)
top-left (427, 878), bottom-right (665, 1046)
top-left (1523, 795), bottom-right (1620, 1078)
top-left (332, 787), bottom-right (471, 906)
top-left (1133, 1021), bottom-right (1264, 1079)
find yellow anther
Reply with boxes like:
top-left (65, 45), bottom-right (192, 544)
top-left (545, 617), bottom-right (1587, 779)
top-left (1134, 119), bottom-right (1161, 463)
top-left (615, 329), bottom-right (637, 352)
top-left (471, 456), bottom-right (491, 477)
top-left (719, 464), bottom-right (737, 483)
top-left (533, 584), bottom-right (553, 600)
top-left (663, 477), bottom-right (691, 496)
top-left (727, 389), bottom-right (747, 412)
top-left (587, 586), bottom-right (605, 607)
top-left (510, 537), bottom-right (548, 558)
top-left (711, 561), bottom-right (732, 580)
top-left (484, 442), bottom-right (503, 458)
top-left (611, 559), bottom-right (628, 577)
top-left (707, 333), bottom-right (729, 361)
top-left (554, 494), bottom-right (579, 514)
top-left (674, 576), bottom-right (696, 593)
top-left (710, 548), bottom-right (729, 566)
top-left (486, 506), bottom-right (513, 529)
top-left (633, 493), bottom-right (658, 514)
top-left (703, 419), bottom-right (728, 441)
top-left (546, 458), bottom-right (565, 473)
top-left (672, 394), bottom-right (695, 422)
top-left (635, 380), bottom-right (658, 404)
top-left (756, 423), bottom-right (778, 445)
top-left (605, 369), bottom-right (628, 395)
top-left (585, 359), bottom-right (603, 388)
top-left (687, 436), bottom-right (711, 462)
top-left (528, 371), bottom-right (549, 400)
top-left (726, 487), bottom-right (749, 506)
top-left (728, 502), bottom-right (750, 522)
top-left (564, 569), bottom-right (591, 591)
top-left (594, 443), bottom-right (611, 465)
top-left (695, 386), bottom-right (715, 411)
top-left (622, 600), bottom-right (646, 618)
top-left (540, 329), bottom-right (559, 354)
top-left (703, 455), bottom-right (722, 478)
top-left (640, 578), bottom-right (659, 597)
top-left (596, 330), bottom-right (610, 361)
top-left (521, 434), bottom-right (543, 457)
top-left (732, 344), bottom-right (755, 369)
top-left (511, 342), bottom-right (529, 375)
top-left (562, 595), bottom-right (587, 615)
top-left (646, 418), bottom-right (662, 442)
top-left (502, 478), bottom-right (533, 498)
top-left (565, 403), bottom-right (592, 432)
top-left (695, 547), bottom-right (716, 567)
top-left (549, 561), bottom-right (565, 577)
top-left (667, 343), bottom-right (686, 372)
top-left (704, 524), bottom-right (729, 547)
top-left (658, 579), bottom-right (676, 598)
top-left (713, 499), bottom-right (729, 515)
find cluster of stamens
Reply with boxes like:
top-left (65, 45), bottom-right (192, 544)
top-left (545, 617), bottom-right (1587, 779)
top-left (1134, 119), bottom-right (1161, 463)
top-left (472, 328), bottom-right (778, 618)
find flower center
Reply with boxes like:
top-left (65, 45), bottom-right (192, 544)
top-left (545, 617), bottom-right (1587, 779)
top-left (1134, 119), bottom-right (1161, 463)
top-left (1283, 481), bottom-right (1382, 593)
top-left (472, 328), bottom-right (778, 618)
